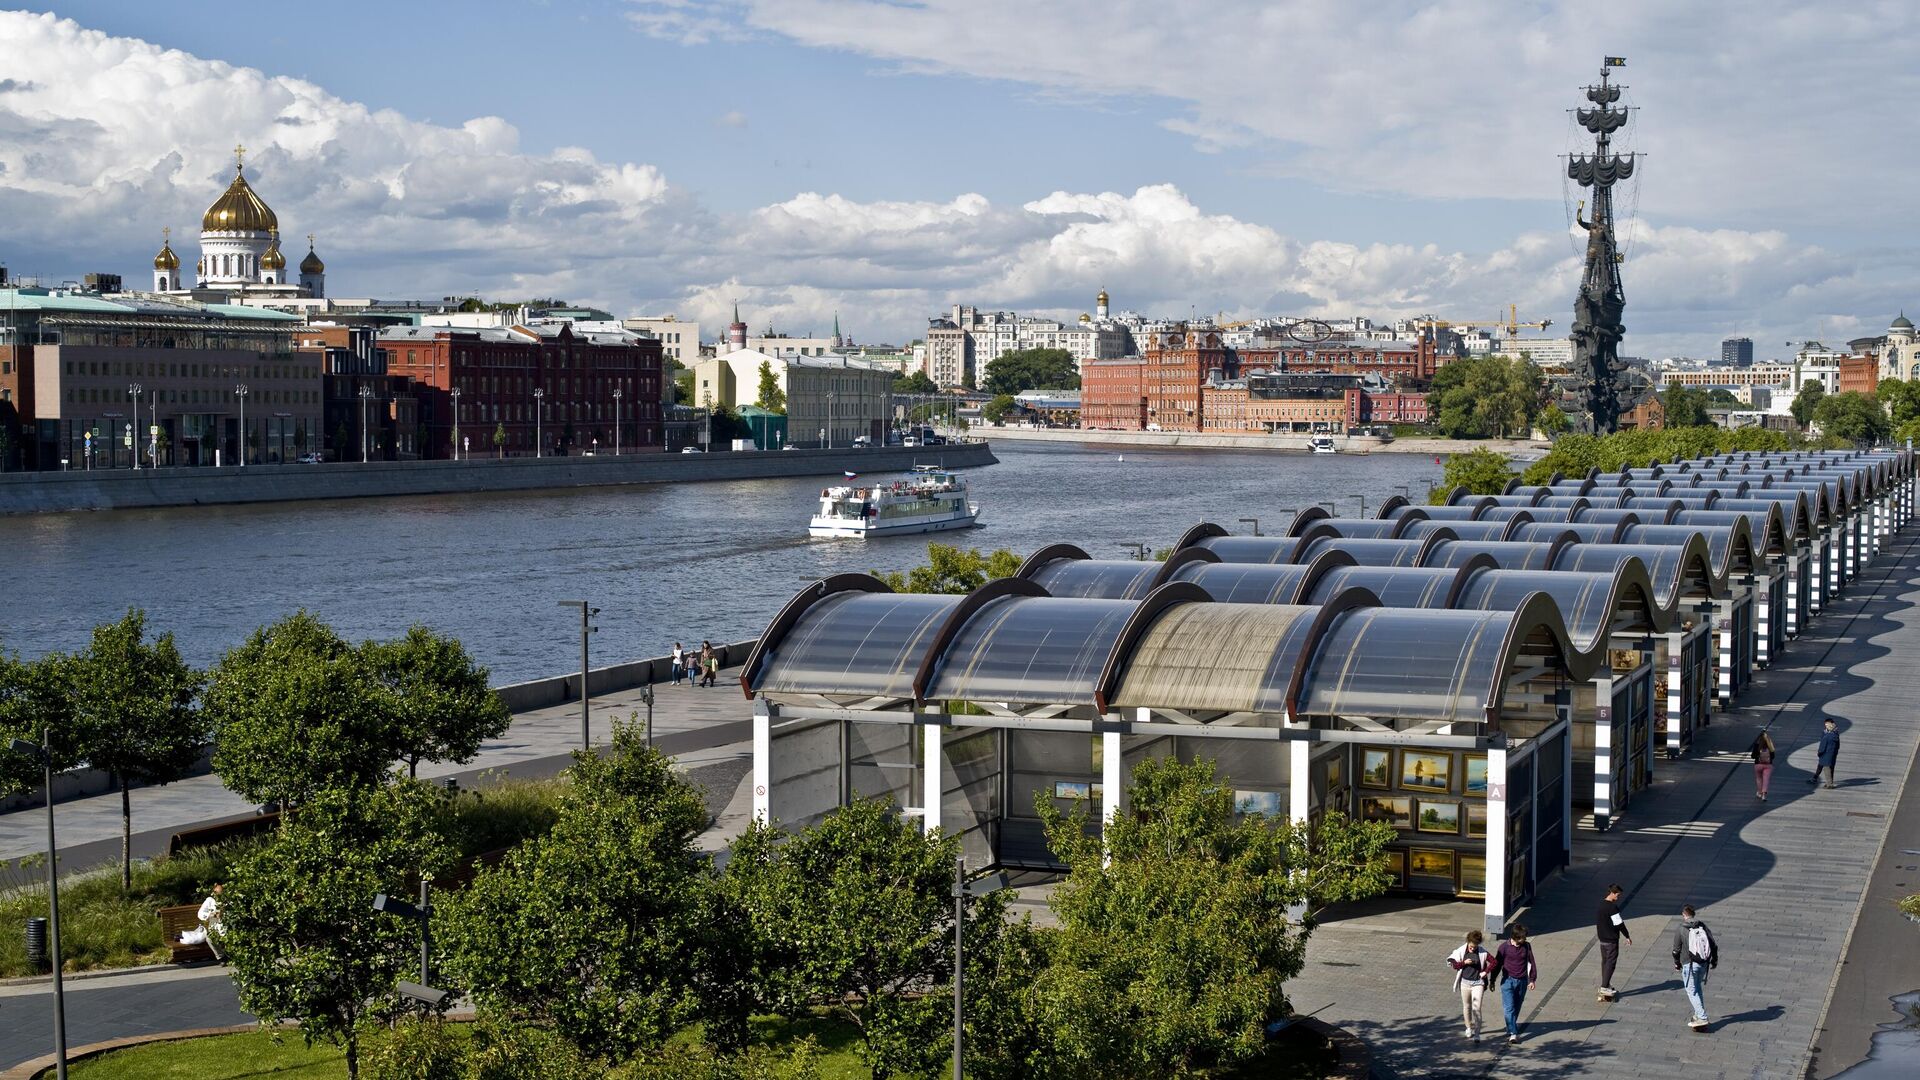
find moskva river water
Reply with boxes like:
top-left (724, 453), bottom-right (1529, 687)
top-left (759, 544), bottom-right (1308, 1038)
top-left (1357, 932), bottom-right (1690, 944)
top-left (0, 442), bottom-right (1439, 682)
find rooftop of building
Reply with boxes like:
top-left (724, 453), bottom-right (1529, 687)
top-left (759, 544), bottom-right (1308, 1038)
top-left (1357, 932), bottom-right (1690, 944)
top-left (0, 287), bottom-right (302, 322)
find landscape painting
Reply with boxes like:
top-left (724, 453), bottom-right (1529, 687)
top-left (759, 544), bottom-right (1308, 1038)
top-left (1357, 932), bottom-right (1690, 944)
top-left (1400, 750), bottom-right (1453, 793)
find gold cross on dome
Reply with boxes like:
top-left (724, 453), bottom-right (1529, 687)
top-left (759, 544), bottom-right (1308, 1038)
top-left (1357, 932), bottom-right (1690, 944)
top-left (162, 226), bottom-right (171, 242)
top-left (233, 143), bottom-right (246, 170)
top-left (307, 233), bottom-right (315, 248)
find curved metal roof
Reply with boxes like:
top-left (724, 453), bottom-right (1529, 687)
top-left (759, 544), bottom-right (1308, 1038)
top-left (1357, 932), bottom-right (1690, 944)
top-left (1674, 507), bottom-right (1790, 561)
top-left (1188, 531), bottom-right (1324, 564)
top-left (1408, 497), bottom-right (1496, 520)
top-left (1402, 516), bottom-right (1529, 541)
top-left (1618, 497), bottom-right (1684, 523)
top-left (1625, 521), bottom-right (1760, 580)
top-left (1513, 519), bottom-right (1634, 545)
top-left (1573, 507), bottom-right (1648, 526)
top-left (1298, 532), bottom-right (1455, 567)
top-left (1553, 537), bottom-right (1723, 606)
top-left (1454, 561), bottom-right (1666, 651)
top-left (1168, 549), bottom-right (1353, 605)
top-left (1303, 559), bottom-right (1487, 609)
top-left (744, 574), bottom-right (954, 700)
top-left (1424, 534), bottom-right (1577, 571)
top-left (1101, 590), bottom-right (1370, 715)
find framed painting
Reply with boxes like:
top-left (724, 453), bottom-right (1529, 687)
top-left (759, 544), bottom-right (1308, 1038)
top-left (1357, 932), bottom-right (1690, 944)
top-left (1459, 854), bottom-right (1487, 897)
top-left (1381, 849), bottom-right (1406, 888)
top-left (1322, 754), bottom-right (1344, 793)
top-left (1234, 790), bottom-right (1282, 818)
top-left (1409, 847), bottom-right (1455, 879)
top-left (1415, 799), bottom-right (1461, 835)
top-left (1052, 781), bottom-right (1091, 800)
top-left (1467, 803), bottom-right (1488, 837)
top-left (1360, 796), bottom-right (1412, 830)
top-left (1400, 750), bottom-right (1453, 794)
top-left (1359, 748), bottom-right (1393, 790)
top-left (1463, 753), bottom-right (1489, 799)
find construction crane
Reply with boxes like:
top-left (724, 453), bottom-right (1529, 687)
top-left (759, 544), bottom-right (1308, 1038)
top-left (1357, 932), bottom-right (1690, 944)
top-left (1419, 305), bottom-right (1553, 339)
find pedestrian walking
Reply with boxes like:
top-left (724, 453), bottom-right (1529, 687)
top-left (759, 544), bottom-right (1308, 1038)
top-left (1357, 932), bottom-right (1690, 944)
top-left (1749, 731), bottom-right (1776, 800)
top-left (1445, 929), bottom-right (1491, 1042)
top-left (1487, 924), bottom-right (1538, 1045)
top-left (670, 642), bottom-right (685, 686)
top-left (1809, 717), bottom-right (1840, 789)
top-left (706, 649), bottom-right (720, 687)
top-left (699, 640), bottom-right (717, 687)
top-left (1595, 883), bottom-right (1633, 1001)
top-left (1670, 904), bottom-right (1719, 1031)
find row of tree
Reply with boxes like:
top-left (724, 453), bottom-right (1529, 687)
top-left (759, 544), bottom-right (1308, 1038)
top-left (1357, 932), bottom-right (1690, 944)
top-left (218, 717), bottom-right (1393, 1079)
top-left (1424, 354), bottom-right (1548, 439)
top-left (1428, 426), bottom-right (1812, 501)
top-left (0, 611), bottom-right (508, 890)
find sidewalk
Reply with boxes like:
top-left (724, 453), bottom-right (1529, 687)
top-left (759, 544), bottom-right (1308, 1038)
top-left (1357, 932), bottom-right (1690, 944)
top-left (1278, 529), bottom-right (1920, 1079)
top-left (0, 672), bottom-right (751, 866)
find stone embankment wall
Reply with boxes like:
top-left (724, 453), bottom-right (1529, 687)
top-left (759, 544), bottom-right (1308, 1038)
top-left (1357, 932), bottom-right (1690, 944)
top-left (0, 441), bottom-right (997, 515)
top-left (978, 425), bottom-right (1546, 458)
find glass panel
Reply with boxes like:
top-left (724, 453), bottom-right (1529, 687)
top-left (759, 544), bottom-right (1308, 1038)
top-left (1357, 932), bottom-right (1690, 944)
top-left (941, 728), bottom-right (1000, 859)
top-left (927, 596), bottom-right (1137, 704)
top-left (756, 592), bottom-right (959, 698)
top-left (1193, 535), bottom-right (1309, 564)
top-left (1172, 562), bottom-right (1313, 604)
top-left (1307, 565), bottom-right (1457, 608)
top-left (1299, 536), bottom-right (1431, 566)
top-left (1425, 540), bottom-right (1557, 570)
top-left (1319, 519), bottom-right (1404, 539)
top-left (1030, 559), bottom-right (1160, 600)
top-left (1555, 543), bottom-right (1704, 607)
top-left (1297, 608), bottom-right (1510, 722)
top-left (1111, 603), bottom-right (1319, 714)
top-left (1457, 569), bottom-right (1616, 647)
top-left (1398, 504), bottom-right (1484, 520)
top-left (1406, 519), bottom-right (1509, 541)
top-left (848, 720), bottom-right (914, 805)
top-left (770, 717), bottom-right (845, 830)
top-left (1628, 525), bottom-right (1734, 577)
top-left (1516, 522), bottom-right (1618, 544)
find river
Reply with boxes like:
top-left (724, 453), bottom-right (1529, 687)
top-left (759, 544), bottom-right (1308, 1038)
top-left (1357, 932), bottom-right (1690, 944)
top-left (0, 442), bottom-right (1440, 682)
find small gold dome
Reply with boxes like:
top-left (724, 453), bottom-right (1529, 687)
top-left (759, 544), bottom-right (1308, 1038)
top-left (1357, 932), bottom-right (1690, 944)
top-left (202, 165), bottom-right (278, 234)
top-left (299, 236), bottom-right (325, 275)
top-left (153, 239), bottom-right (180, 271)
top-left (260, 231), bottom-right (286, 271)
top-left (1097, 289), bottom-right (1110, 305)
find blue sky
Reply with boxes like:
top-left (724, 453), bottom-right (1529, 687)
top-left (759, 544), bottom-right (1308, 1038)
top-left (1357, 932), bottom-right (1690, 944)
top-left (6, 2), bottom-right (1920, 357)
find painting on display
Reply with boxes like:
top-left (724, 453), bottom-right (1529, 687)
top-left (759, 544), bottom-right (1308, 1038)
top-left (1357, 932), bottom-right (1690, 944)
top-left (1382, 849), bottom-right (1406, 888)
top-left (1400, 750), bottom-right (1453, 793)
top-left (1359, 749), bottom-right (1393, 789)
top-left (1053, 781), bottom-right (1091, 800)
top-left (1467, 803), bottom-right (1488, 837)
top-left (1235, 790), bottom-right (1282, 818)
top-left (1322, 754), bottom-right (1344, 793)
top-left (1360, 796), bottom-right (1412, 830)
top-left (1409, 847), bottom-right (1455, 879)
top-left (1415, 799), bottom-right (1462, 835)
top-left (1464, 753), bottom-right (1489, 798)
top-left (1459, 854), bottom-right (1487, 897)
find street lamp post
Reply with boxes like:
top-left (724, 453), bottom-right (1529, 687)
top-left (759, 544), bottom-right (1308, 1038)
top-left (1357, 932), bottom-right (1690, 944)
top-left (1318, 501), bottom-right (1338, 516)
top-left (128, 385), bottom-right (142, 470)
top-left (533, 388), bottom-right (545, 458)
top-left (826, 391), bottom-right (835, 448)
top-left (450, 387), bottom-right (462, 461)
top-left (1119, 542), bottom-right (1147, 561)
top-left (557, 601), bottom-right (598, 750)
top-left (234, 384), bottom-right (249, 466)
top-left (10, 734), bottom-right (68, 1080)
top-left (358, 386), bottom-right (374, 463)
top-left (1238, 517), bottom-right (1262, 536)
top-left (1347, 493), bottom-right (1366, 519)
top-left (613, 388), bottom-right (622, 456)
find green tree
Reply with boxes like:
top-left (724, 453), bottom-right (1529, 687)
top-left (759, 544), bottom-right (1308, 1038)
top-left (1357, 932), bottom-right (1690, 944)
top-left (1426, 356), bottom-right (1545, 438)
top-left (1537, 402), bottom-right (1572, 438)
top-left (206, 612), bottom-right (393, 811)
top-left (0, 649), bottom-right (77, 797)
top-left (981, 394), bottom-right (1017, 424)
top-left (1790, 380), bottom-right (1826, 426)
top-left (754, 360), bottom-right (787, 414)
top-left (982, 348), bottom-right (1080, 396)
top-left (877, 542), bottom-right (1023, 594)
top-left (1877, 377), bottom-right (1920, 427)
top-left (363, 626), bottom-right (510, 779)
top-left (893, 371), bottom-right (939, 395)
top-left (1661, 385), bottom-right (1713, 427)
top-left (722, 799), bottom-right (999, 1077)
top-left (709, 404), bottom-right (752, 443)
top-left (492, 422), bottom-right (507, 458)
top-left (1032, 758), bottom-right (1393, 1077)
top-left (65, 610), bottom-right (207, 890)
top-left (1895, 417), bottom-right (1920, 449)
top-left (1432, 448), bottom-right (1517, 502)
top-left (224, 780), bottom-right (452, 1080)
top-left (1812, 390), bottom-right (1889, 446)
top-left (1705, 387), bottom-right (1742, 408)
top-left (439, 721), bottom-right (734, 1061)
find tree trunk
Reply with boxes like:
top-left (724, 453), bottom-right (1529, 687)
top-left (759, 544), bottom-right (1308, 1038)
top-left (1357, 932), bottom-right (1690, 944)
top-left (345, 1033), bottom-right (358, 1080)
top-left (120, 774), bottom-right (132, 893)
top-left (409, 756), bottom-right (418, 780)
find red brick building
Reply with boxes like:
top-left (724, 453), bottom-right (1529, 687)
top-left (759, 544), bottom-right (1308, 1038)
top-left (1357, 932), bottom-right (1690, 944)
top-left (1139, 327), bottom-right (1229, 432)
top-left (381, 323), bottom-right (664, 458)
top-left (1837, 354), bottom-right (1879, 397)
top-left (1276, 339), bottom-right (1439, 383)
top-left (1082, 357), bottom-right (1147, 430)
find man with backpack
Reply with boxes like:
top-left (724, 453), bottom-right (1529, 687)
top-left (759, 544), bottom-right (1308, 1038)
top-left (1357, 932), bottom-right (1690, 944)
top-left (1670, 904), bottom-right (1719, 1031)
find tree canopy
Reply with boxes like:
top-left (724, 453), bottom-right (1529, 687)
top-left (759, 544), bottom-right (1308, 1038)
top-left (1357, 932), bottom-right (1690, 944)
top-left (1790, 380), bottom-right (1827, 426)
top-left (754, 361), bottom-right (787, 414)
top-left (0, 648), bottom-right (76, 796)
top-left (1433, 449), bottom-right (1517, 502)
top-left (1426, 356), bottom-right (1545, 438)
top-left (1518, 426), bottom-right (1800, 485)
top-left (893, 371), bottom-right (939, 395)
top-left (1812, 390), bottom-right (1889, 446)
top-left (981, 394), bottom-right (1017, 424)
top-left (982, 348), bottom-right (1080, 396)
top-left (877, 542), bottom-right (1023, 594)
top-left (362, 626), bottom-right (510, 779)
top-left (1877, 377), bottom-right (1920, 427)
top-left (1660, 385), bottom-right (1714, 427)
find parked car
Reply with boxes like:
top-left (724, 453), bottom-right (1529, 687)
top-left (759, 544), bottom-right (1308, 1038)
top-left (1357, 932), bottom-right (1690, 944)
top-left (901, 437), bottom-right (919, 448)
top-left (852, 436), bottom-right (872, 448)
top-left (296, 452), bottom-right (324, 464)
top-left (1146, 422), bottom-right (1163, 432)
top-left (680, 446), bottom-right (704, 454)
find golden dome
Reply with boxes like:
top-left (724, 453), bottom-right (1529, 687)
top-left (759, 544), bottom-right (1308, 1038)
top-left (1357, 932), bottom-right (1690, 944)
top-left (202, 165), bottom-right (278, 234)
top-left (153, 228), bottom-right (180, 270)
top-left (299, 235), bottom-right (325, 274)
top-left (260, 231), bottom-right (286, 271)
top-left (1097, 289), bottom-right (1109, 305)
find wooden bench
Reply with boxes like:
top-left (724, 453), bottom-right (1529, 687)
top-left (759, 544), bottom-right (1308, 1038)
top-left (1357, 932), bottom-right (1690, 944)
top-left (166, 812), bottom-right (280, 858)
top-left (157, 904), bottom-right (217, 964)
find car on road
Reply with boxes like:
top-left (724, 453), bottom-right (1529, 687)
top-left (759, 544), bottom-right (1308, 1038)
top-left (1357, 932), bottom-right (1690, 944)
top-left (296, 452), bottom-right (324, 464)
top-left (681, 446), bottom-right (704, 453)
top-left (901, 436), bottom-right (919, 447)
top-left (852, 436), bottom-right (872, 448)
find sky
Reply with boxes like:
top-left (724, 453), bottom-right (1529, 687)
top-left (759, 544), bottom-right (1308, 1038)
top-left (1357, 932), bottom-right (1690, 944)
top-left (1, 1), bottom-right (1917, 360)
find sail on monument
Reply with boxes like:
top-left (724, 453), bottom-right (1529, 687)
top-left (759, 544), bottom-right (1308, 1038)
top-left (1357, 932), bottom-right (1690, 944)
top-left (1567, 56), bottom-right (1640, 434)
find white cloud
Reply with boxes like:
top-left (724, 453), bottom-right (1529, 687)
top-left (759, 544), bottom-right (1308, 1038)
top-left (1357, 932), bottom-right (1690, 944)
top-left (1, 9), bottom-right (1915, 360)
top-left (714, 110), bottom-right (749, 129)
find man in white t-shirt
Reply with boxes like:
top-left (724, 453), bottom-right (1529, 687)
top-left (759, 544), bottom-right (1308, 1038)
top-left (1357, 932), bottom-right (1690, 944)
top-left (197, 883), bottom-right (225, 960)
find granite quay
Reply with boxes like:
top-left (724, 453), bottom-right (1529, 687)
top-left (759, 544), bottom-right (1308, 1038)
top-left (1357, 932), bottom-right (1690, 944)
top-left (0, 440), bottom-right (995, 515)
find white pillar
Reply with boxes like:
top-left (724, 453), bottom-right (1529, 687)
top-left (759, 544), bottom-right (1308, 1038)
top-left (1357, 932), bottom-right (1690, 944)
top-left (752, 702), bottom-right (772, 825)
top-left (1665, 631), bottom-right (1684, 756)
top-left (1592, 677), bottom-right (1614, 831)
top-left (921, 714), bottom-right (943, 834)
top-left (1754, 573), bottom-right (1772, 667)
top-left (1809, 537), bottom-right (1826, 614)
top-left (1287, 712), bottom-right (1310, 826)
top-left (1483, 743), bottom-right (1509, 936)
top-left (1785, 554), bottom-right (1802, 638)
top-left (1103, 720), bottom-right (1129, 831)
top-left (1715, 600), bottom-right (1735, 708)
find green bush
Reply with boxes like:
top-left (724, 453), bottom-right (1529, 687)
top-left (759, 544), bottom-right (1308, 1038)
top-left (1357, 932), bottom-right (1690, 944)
top-left (607, 1039), bottom-right (822, 1080)
top-left (445, 777), bottom-right (567, 857)
top-left (464, 1017), bottom-right (605, 1080)
top-left (364, 1016), bottom-right (466, 1080)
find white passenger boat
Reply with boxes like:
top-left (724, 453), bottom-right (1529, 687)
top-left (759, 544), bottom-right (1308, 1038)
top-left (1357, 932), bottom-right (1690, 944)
top-left (808, 466), bottom-right (980, 538)
top-left (1309, 435), bottom-right (1339, 454)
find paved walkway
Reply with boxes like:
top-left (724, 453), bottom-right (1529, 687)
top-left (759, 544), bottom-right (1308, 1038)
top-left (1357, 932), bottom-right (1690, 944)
top-left (1278, 527), bottom-right (1920, 1079)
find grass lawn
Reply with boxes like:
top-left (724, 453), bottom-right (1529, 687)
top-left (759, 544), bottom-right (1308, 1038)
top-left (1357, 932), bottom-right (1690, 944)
top-left (58, 1014), bottom-right (870, 1080)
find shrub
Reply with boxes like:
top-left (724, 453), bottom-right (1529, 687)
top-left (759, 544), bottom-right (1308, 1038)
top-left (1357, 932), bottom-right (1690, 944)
top-left (464, 1017), bottom-right (605, 1080)
top-left (364, 1015), bottom-right (464, 1080)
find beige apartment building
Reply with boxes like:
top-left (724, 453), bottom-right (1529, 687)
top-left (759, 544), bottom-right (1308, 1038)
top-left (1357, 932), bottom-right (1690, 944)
top-left (692, 348), bottom-right (894, 447)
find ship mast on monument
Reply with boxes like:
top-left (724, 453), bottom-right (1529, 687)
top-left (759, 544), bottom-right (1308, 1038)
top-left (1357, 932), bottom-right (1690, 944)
top-left (1567, 56), bottom-right (1639, 434)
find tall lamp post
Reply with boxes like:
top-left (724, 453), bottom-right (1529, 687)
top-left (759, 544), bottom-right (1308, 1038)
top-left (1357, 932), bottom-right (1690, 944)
top-left (1237, 517), bottom-right (1261, 536)
top-left (450, 387), bottom-right (462, 461)
top-left (358, 385), bottom-right (374, 463)
top-left (371, 883), bottom-right (450, 1011)
top-left (9, 735), bottom-right (68, 1080)
top-left (533, 388), bottom-right (545, 458)
top-left (951, 856), bottom-right (1008, 1080)
top-left (557, 601), bottom-right (598, 750)
top-left (1347, 493), bottom-right (1366, 519)
top-left (612, 387), bottom-right (623, 456)
top-left (826, 391), bottom-right (835, 448)
top-left (234, 384), bottom-right (249, 466)
top-left (128, 384), bottom-right (142, 470)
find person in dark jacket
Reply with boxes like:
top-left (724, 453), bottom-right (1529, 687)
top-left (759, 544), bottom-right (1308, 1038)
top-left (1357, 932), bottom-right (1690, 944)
top-left (1595, 883), bottom-right (1632, 1000)
top-left (1489, 924), bottom-right (1538, 1044)
top-left (1671, 904), bottom-right (1719, 1030)
top-left (1810, 717), bottom-right (1840, 789)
